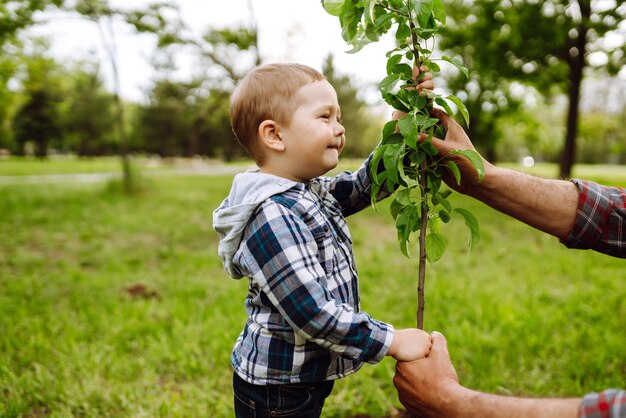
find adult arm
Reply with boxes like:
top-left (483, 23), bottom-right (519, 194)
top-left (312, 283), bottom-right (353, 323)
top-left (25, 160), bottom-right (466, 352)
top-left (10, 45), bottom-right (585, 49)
top-left (425, 108), bottom-right (579, 240)
top-left (394, 332), bottom-right (581, 418)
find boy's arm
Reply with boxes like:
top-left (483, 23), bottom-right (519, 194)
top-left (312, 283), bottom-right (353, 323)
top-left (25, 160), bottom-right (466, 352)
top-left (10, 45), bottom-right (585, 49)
top-left (239, 199), bottom-right (394, 363)
top-left (318, 153), bottom-right (391, 217)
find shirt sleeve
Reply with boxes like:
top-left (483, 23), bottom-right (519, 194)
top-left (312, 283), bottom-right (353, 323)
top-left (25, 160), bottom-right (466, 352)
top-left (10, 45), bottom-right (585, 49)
top-left (240, 199), bottom-right (395, 364)
top-left (579, 389), bottom-right (626, 418)
top-left (318, 152), bottom-right (393, 217)
top-left (561, 179), bottom-right (626, 258)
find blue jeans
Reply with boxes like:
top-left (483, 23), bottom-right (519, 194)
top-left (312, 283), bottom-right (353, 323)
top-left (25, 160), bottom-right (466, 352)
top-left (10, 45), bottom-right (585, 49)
top-left (233, 372), bottom-right (335, 418)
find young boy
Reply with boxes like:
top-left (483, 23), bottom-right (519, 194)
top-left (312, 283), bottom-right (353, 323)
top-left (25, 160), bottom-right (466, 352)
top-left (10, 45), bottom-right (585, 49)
top-left (213, 63), bottom-right (433, 417)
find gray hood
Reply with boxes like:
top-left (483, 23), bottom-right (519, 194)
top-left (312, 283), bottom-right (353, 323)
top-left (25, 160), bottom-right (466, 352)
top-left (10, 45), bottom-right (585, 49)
top-left (212, 169), bottom-right (299, 279)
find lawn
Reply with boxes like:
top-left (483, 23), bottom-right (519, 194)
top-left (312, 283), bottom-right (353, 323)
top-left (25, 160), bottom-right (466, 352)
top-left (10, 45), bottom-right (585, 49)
top-left (1, 159), bottom-right (625, 417)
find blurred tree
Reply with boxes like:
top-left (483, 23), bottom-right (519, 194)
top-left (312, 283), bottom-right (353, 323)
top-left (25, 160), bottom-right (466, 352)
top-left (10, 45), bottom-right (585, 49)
top-left (12, 39), bottom-right (63, 157)
top-left (134, 79), bottom-right (195, 157)
top-left (0, 46), bottom-right (19, 151)
top-left (441, 0), bottom-right (626, 177)
top-left (578, 110), bottom-right (626, 164)
top-left (69, 0), bottom-right (183, 191)
top-left (62, 60), bottom-right (116, 156)
top-left (0, 0), bottom-right (65, 45)
top-left (193, 88), bottom-right (240, 161)
top-left (322, 54), bottom-right (382, 158)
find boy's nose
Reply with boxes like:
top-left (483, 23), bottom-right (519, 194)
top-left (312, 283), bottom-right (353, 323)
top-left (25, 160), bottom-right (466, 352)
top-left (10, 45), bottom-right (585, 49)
top-left (334, 123), bottom-right (345, 137)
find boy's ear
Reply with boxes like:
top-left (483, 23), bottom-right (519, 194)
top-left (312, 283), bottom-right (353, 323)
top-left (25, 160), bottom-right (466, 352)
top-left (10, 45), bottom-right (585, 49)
top-left (258, 120), bottom-right (285, 152)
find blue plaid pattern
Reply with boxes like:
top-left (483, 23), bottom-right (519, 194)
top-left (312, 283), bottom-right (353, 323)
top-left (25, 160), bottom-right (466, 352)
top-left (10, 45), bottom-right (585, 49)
top-left (231, 159), bottom-right (394, 385)
top-left (561, 179), bottom-right (626, 258)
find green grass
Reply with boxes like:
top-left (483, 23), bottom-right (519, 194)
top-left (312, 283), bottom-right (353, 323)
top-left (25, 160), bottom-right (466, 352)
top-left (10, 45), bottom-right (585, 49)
top-left (1, 160), bottom-right (625, 417)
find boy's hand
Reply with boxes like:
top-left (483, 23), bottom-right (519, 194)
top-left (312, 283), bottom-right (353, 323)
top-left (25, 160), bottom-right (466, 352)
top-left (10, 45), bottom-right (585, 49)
top-left (388, 328), bottom-right (433, 361)
top-left (392, 66), bottom-right (434, 121)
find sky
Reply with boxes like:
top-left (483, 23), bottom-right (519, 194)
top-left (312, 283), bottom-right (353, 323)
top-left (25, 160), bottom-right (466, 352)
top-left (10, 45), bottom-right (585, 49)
top-left (29, 0), bottom-right (626, 108)
top-left (32, 0), bottom-right (397, 103)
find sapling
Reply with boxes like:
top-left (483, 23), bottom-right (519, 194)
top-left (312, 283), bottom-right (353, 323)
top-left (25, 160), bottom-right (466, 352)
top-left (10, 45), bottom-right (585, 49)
top-left (322, 0), bottom-right (484, 329)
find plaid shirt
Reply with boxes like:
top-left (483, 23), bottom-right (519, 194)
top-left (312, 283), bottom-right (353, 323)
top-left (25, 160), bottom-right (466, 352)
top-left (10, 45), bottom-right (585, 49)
top-left (580, 390), bottom-right (626, 418)
top-left (561, 179), bottom-right (626, 258)
top-left (230, 159), bottom-right (394, 385)
top-left (562, 180), bottom-right (626, 417)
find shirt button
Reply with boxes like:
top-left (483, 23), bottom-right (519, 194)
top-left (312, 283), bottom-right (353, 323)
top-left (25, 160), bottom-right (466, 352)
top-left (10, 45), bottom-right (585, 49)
top-left (323, 225), bottom-right (330, 233)
top-left (338, 236), bottom-right (343, 242)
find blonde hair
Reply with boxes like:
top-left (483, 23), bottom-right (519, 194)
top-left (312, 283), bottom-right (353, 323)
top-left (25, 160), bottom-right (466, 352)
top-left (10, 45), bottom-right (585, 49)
top-left (230, 63), bottom-right (326, 164)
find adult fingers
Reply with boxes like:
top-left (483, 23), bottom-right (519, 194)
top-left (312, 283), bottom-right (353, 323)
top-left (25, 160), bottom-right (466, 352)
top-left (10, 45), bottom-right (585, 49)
top-left (430, 331), bottom-right (449, 357)
top-left (429, 108), bottom-right (456, 131)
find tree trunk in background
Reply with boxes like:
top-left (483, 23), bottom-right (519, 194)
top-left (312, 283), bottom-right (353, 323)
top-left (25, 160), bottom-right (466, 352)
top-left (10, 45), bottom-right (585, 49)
top-left (560, 0), bottom-right (589, 180)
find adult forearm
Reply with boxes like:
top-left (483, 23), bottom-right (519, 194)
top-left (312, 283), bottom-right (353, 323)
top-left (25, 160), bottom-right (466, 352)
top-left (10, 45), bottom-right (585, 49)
top-left (450, 387), bottom-right (580, 418)
top-left (466, 166), bottom-right (579, 240)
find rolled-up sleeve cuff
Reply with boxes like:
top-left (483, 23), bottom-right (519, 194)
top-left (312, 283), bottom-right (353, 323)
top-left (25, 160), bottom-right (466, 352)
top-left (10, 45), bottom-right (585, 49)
top-left (363, 322), bottom-right (395, 364)
top-left (579, 389), bottom-right (626, 418)
top-left (561, 179), bottom-right (610, 250)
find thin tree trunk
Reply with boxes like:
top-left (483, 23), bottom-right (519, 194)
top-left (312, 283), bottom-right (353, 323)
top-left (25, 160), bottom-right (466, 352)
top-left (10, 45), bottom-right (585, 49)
top-left (560, 0), bottom-right (589, 179)
top-left (99, 17), bottom-right (131, 192)
top-left (417, 173), bottom-right (427, 330)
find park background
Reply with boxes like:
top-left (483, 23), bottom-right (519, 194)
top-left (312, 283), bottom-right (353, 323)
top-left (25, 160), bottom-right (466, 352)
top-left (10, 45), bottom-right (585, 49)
top-left (1, 0), bottom-right (625, 417)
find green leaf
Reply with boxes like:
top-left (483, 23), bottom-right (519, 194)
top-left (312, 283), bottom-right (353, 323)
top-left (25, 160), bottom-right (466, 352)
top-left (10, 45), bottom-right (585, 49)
top-left (442, 55), bottom-right (469, 78)
top-left (425, 232), bottom-right (446, 263)
top-left (435, 97), bottom-right (454, 119)
top-left (386, 54), bottom-right (402, 75)
top-left (365, 23), bottom-right (381, 42)
top-left (396, 22), bottom-right (411, 41)
top-left (422, 117), bottom-right (440, 131)
top-left (379, 73), bottom-right (401, 95)
top-left (420, 140), bottom-right (439, 157)
top-left (321, 0), bottom-right (344, 16)
top-left (428, 174), bottom-right (442, 194)
top-left (382, 132), bottom-right (403, 145)
top-left (369, 145), bottom-right (387, 185)
top-left (455, 149), bottom-right (485, 181)
top-left (346, 41), bottom-right (370, 54)
top-left (371, 180), bottom-right (381, 208)
top-left (374, 10), bottom-right (394, 32)
top-left (382, 93), bottom-right (409, 112)
top-left (392, 63), bottom-right (413, 79)
top-left (422, 60), bottom-right (440, 72)
top-left (410, 150), bottom-right (426, 165)
top-left (383, 143), bottom-right (402, 184)
top-left (395, 187), bottom-right (412, 205)
top-left (446, 161), bottom-right (461, 185)
top-left (454, 207), bottom-right (480, 251)
top-left (413, 94), bottom-right (427, 110)
top-left (382, 120), bottom-right (398, 142)
top-left (398, 114), bottom-right (419, 149)
top-left (432, 0), bottom-right (446, 24)
top-left (399, 236), bottom-right (410, 258)
top-left (390, 197), bottom-right (404, 219)
top-left (364, 0), bottom-right (377, 23)
top-left (439, 210), bottom-right (450, 223)
top-left (432, 192), bottom-right (452, 213)
top-left (410, 0), bottom-right (434, 28)
top-left (446, 95), bottom-right (470, 127)
top-left (398, 156), bottom-right (415, 186)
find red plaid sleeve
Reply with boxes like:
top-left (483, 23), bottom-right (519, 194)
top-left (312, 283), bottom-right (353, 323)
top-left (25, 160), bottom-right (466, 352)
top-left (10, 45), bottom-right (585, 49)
top-left (561, 179), bottom-right (626, 258)
top-left (579, 389), bottom-right (626, 418)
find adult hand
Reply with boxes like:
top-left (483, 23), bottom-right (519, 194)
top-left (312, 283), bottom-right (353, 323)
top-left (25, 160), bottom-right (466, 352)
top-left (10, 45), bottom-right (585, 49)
top-left (394, 331), bottom-right (464, 417)
top-left (426, 108), bottom-right (494, 194)
top-left (391, 67), bottom-right (434, 121)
